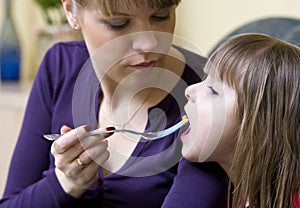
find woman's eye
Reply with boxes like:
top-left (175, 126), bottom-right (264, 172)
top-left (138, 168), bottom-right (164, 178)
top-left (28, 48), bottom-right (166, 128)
top-left (104, 20), bottom-right (130, 30)
top-left (207, 86), bottom-right (219, 95)
top-left (151, 10), bottom-right (170, 21)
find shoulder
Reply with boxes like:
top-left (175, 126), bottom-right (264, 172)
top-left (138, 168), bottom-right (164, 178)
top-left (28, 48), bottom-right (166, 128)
top-left (50, 40), bottom-right (87, 51)
top-left (172, 45), bottom-right (207, 84)
top-left (38, 40), bottom-right (90, 79)
top-left (44, 40), bottom-right (89, 62)
top-left (162, 159), bottom-right (228, 207)
top-left (33, 40), bottom-right (93, 100)
top-left (178, 158), bottom-right (227, 180)
top-left (174, 45), bottom-right (207, 71)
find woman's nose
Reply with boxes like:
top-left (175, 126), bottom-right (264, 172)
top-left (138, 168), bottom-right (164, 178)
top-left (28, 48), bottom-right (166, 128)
top-left (131, 31), bottom-right (158, 52)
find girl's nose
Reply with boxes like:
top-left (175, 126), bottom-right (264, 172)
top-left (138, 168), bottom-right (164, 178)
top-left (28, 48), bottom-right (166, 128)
top-left (185, 83), bottom-right (201, 102)
top-left (131, 31), bottom-right (158, 52)
top-left (185, 84), bottom-right (195, 101)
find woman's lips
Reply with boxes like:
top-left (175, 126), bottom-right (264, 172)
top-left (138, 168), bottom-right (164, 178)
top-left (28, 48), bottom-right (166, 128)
top-left (130, 61), bottom-right (157, 71)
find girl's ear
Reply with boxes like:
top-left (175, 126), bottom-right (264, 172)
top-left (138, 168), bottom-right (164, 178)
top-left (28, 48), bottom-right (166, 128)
top-left (61, 0), bottom-right (80, 30)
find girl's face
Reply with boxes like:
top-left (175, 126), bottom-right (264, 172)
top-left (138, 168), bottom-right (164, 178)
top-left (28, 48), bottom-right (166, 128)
top-left (69, 3), bottom-right (177, 85)
top-left (181, 74), bottom-right (238, 167)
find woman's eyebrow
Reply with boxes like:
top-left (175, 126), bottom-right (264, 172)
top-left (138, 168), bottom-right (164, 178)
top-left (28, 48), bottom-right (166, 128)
top-left (110, 12), bottom-right (132, 17)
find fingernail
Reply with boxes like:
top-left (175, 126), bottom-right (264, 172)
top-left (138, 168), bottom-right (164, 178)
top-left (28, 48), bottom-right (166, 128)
top-left (84, 125), bottom-right (91, 131)
top-left (106, 126), bottom-right (116, 131)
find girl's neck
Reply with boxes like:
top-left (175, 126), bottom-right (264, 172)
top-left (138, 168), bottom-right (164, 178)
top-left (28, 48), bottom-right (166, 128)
top-left (219, 161), bottom-right (233, 181)
top-left (212, 152), bottom-right (234, 183)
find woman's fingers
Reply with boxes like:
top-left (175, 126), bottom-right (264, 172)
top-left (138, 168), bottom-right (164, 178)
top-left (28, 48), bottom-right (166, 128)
top-left (51, 125), bottom-right (113, 197)
top-left (51, 125), bottom-right (92, 174)
top-left (78, 139), bottom-right (110, 166)
top-left (53, 142), bottom-right (85, 171)
top-left (55, 144), bottom-right (108, 198)
top-left (55, 163), bottom-right (99, 198)
top-left (60, 125), bottom-right (73, 135)
top-left (52, 125), bottom-right (90, 154)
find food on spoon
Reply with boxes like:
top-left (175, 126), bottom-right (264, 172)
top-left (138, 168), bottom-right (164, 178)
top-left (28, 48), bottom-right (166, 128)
top-left (182, 115), bottom-right (188, 124)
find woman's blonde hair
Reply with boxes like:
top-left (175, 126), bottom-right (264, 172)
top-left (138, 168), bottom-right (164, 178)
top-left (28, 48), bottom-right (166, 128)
top-left (206, 33), bottom-right (300, 208)
top-left (72, 0), bottom-right (181, 15)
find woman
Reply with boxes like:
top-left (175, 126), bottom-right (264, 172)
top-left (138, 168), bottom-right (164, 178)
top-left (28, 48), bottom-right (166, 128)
top-left (0, 0), bottom-right (227, 207)
top-left (182, 33), bottom-right (300, 207)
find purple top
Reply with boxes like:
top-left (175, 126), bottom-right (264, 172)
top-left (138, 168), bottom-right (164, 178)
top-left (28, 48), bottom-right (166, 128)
top-left (0, 41), bottom-right (228, 208)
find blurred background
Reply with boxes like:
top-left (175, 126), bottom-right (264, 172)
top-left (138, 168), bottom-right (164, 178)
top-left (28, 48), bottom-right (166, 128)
top-left (0, 0), bottom-right (300, 196)
top-left (0, 0), bottom-right (300, 81)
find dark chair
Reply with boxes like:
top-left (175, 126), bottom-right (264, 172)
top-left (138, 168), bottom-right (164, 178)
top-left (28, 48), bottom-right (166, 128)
top-left (209, 17), bottom-right (300, 55)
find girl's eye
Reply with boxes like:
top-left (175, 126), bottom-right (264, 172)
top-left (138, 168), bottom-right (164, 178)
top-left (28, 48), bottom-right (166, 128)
top-left (103, 20), bottom-right (130, 30)
top-left (207, 86), bottom-right (219, 95)
top-left (151, 10), bottom-right (170, 21)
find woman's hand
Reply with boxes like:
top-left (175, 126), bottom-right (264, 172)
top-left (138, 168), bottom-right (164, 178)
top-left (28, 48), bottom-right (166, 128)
top-left (51, 125), bottom-right (110, 198)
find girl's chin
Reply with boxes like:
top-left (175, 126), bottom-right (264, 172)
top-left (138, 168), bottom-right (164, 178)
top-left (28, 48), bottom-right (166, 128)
top-left (182, 151), bottom-right (200, 162)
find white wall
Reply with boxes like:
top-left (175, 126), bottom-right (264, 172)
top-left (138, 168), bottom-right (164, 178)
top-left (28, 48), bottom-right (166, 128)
top-left (175, 0), bottom-right (300, 56)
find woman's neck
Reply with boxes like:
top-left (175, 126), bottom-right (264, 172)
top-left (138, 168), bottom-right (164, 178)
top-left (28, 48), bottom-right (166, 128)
top-left (99, 86), bottom-right (164, 129)
top-left (98, 46), bottom-right (186, 128)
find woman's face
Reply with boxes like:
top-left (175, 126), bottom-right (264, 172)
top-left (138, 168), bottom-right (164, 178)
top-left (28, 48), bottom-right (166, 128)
top-left (181, 74), bottom-right (238, 166)
top-left (71, 3), bottom-right (177, 84)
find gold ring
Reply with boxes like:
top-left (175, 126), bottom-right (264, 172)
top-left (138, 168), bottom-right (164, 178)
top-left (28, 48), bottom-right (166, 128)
top-left (76, 157), bottom-right (86, 167)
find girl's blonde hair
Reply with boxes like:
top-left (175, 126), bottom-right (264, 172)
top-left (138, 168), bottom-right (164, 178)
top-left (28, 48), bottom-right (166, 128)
top-left (72, 0), bottom-right (181, 15)
top-left (206, 33), bottom-right (300, 208)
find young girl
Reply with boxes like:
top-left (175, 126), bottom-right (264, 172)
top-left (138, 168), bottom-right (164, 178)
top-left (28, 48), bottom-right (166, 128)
top-left (181, 33), bottom-right (300, 208)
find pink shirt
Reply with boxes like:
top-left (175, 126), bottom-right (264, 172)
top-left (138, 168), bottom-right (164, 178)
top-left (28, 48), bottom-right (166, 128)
top-left (295, 192), bottom-right (300, 208)
top-left (245, 191), bottom-right (300, 208)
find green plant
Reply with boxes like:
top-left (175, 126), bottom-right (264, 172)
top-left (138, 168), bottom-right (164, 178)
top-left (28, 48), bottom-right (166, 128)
top-left (34, 0), bottom-right (66, 24)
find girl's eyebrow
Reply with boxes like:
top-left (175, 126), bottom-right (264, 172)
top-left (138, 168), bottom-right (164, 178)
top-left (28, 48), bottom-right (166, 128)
top-left (205, 84), bottom-right (219, 95)
top-left (203, 82), bottom-right (210, 90)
